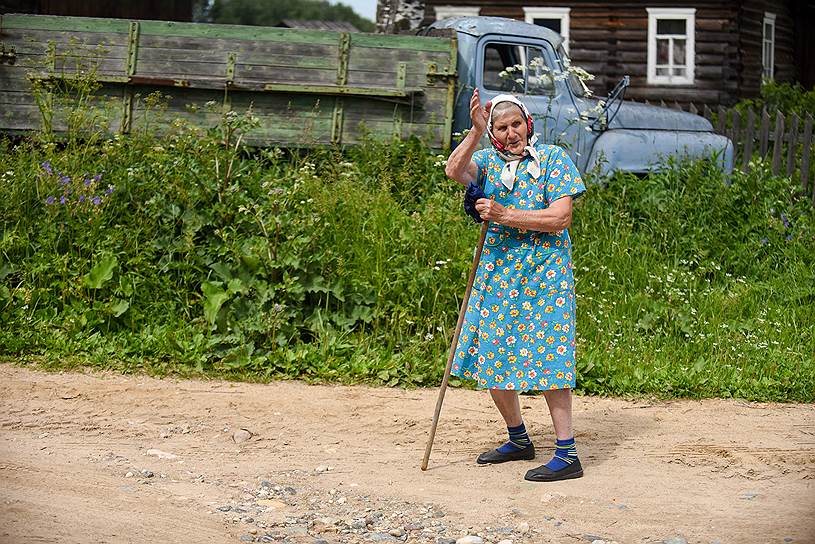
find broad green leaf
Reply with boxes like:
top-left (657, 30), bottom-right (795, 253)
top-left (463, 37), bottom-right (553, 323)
top-left (110, 299), bottom-right (130, 317)
top-left (84, 254), bottom-right (118, 289)
top-left (202, 281), bottom-right (230, 325)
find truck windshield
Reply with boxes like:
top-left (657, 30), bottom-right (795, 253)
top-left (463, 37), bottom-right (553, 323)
top-left (557, 45), bottom-right (588, 98)
top-left (482, 42), bottom-right (555, 96)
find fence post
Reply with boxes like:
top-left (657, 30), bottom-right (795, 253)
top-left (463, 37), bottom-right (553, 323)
top-left (703, 105), bottom-right (713, 123)
top-left (689, 102), bottom-right (698, 115)
top-left (786, 113), bottom-right (799, 178)
top-left (800, 114), bottom-right (812, 198)
top-left (731, 109), bottom-right (741, 163)
top-left (759, 108), bottom-right (770, 158)
top-left (771, 113), bottom-right (785, 176)
top-left (742, 108), bottom-right (755, 172)
top-left (717, 106), bottom-right (726, 134)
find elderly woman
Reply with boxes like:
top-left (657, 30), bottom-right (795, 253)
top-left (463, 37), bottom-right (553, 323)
top-left (444, 89), bottom-right (586, 482)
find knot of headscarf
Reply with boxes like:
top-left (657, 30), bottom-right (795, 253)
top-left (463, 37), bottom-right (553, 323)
top-left (485, 94), bottom-right (540, 191)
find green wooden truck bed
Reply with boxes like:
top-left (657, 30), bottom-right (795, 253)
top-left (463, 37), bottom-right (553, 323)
top-left (0, 14), bottom-right (457, 148)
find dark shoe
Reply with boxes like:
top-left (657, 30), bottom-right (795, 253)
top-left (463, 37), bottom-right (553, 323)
top-left (476, 444), bottom-right (535, 464)
top-left (524, 459), bottom-right (583, 482)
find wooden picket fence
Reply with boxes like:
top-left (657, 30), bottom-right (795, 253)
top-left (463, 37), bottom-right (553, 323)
top-left (638, 99), bottom-right (815, 205)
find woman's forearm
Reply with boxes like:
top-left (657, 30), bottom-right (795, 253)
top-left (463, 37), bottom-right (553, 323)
top-left (499, 200), bottom-right (572, 233)
top-left (445, 128), bottom-right (484, 185)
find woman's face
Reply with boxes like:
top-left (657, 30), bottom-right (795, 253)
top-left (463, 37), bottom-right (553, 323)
top-left (491, 107), bottom-right (528, 155)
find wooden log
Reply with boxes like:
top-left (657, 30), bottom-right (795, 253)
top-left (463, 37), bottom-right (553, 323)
top-left (771, 113), bottom-right (785, 176)
top-left (759, 108), bottom-right (770, 158)
top-left (786, 113), bottom-right (799, 178)
top-left (742, 108), bottom-right (755, 172)
top-left (800, 114), bottom-right (812, 195)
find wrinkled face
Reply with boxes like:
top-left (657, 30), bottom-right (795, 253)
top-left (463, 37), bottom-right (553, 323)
top-left (491, 105), bottom-right (528, 155)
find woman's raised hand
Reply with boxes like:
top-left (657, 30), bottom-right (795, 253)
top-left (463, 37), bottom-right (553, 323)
top-left (470, 88), bottom-right (489, 134)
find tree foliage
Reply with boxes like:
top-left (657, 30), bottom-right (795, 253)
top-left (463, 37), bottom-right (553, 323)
top-left (198, 0), bottom-right (375, 32)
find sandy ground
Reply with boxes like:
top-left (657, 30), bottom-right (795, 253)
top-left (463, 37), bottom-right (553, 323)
top-left (0, 363), bottom-right (813, 544)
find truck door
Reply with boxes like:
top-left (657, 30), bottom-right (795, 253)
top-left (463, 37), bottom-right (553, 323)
top-left (476, 35), bottom-right (595, 170)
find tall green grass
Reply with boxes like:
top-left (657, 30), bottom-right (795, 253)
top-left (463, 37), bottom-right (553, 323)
top-left (1, 119), bottom-right (813, 401)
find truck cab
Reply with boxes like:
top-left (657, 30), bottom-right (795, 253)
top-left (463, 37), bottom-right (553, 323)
top-left (428, 16), bottom-right (734, 176)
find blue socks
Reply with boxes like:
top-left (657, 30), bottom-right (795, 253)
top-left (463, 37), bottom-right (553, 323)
top-left (496, 422), bottom-right (533, 453)
top-left (543, 437), bottom-right (579, 471)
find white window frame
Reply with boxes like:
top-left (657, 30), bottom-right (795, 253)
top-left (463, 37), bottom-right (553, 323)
top-left (646, 7), bottom-right (695, 85)
top-left (762, 12), bottom-right (776, 81)
top-left (433, 5), bottom-right (480, 20)
top-left (522, 7), bottom-right (571, 52)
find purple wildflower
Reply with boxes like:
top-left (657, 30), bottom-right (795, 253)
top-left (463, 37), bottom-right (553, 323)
top-left (84, 178), bottom-right (92, 187)
top-left (79, 195), bottom-right (86, 203)
top-left (760, 238), bottom-right (768, 246)
top-left (59, 175), bottom-right (71, 185)
top-left (786, 234), bottom-right (793, 241)
top-left (60, 195), bottom-right (66, 204)
top-left (105, 185), bottom-right (115, 195)
top-left (92, 196), bottom-right (101, 205)
top-left (93, 174), bottom-right (102, 182)
top-left (45, 196), bottom-right (56, 205)
top-left (41, 161), bottom-right (53, 175)
top-left (780, 213), bottom-right (791, 229)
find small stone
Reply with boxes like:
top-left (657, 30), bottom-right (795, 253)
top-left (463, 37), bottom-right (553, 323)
top-left (366, 532), bottom-right (397, 542)
top-left (405, 522), bottom-right (424, 531)
top-left (315, 465), bottom-right (329, 473)
top-left (436, 539), bottom-right (456, 544)
top-left (497, 540), bottom-right (513, 544)
top-left (256, 499), bottom-right (287, 509)
top-left (337, 497), bottom-right (347, 504)
top-left (663, 538), bottom-right (688, 544)
top-left (583, 535), bottom-right (605, 542)
top-left (456, 537), bottom-right (484, 544)
top-left (146, 448), bottom-right (177, 460)
top-left (232, 429), bottom-right (253, 444)
top-left (125, 471), bottom-right (135, 478)
top-left (140, 470), bottom-right (154, 478)
top-left (591, 540), bottom-right (607, 544)
top-left (739, 491), bottom-right (758, 500)
top-left (554, 521), bottom-right (562, 527)
top-left (389, 528), bottom-right (405, 537)
top-left (352, 519), bottom-right (367, 529)
top-left (784, 539), bottom-right (793, 543)
top-left (217, 505), bottom-right (232, 512)
top-left (313, 540), bottom-right (330, 544)
top-left (432, 510), bottom-right (446, 518)
top-left (248, 528), bottom-right (258, 535)
top-left (239, 535), bottom-right (254, 542)
top-left (516, 522), bottom-right (529, 535)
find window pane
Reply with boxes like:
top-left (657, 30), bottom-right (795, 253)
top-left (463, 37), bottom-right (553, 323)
top-left (672, 67), bottom-right (686, 77)
top-left (657, 39), bottom-right (670, 63)
top-left (482, 43), bottom-right (526, 93)
top-left (657, 18), bottom-right (686, 35)
top-left (533, 18), bottom-right (561, 33)
top-left (526, 47), bottom-right (555, 95)
top-left (656, 67), bottom-right (670, 76)
top-left (673, 39), bottom-right (686, 65)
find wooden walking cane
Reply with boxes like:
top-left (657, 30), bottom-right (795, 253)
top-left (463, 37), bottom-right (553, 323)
top-left (421, 221), bottom-right (489, 471)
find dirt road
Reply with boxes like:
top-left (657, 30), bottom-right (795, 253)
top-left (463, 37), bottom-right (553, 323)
top-left (1, 364), bottom-right (813, 544)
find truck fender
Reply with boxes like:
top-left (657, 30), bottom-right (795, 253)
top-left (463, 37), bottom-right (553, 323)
top-left (585, 129), bottom-right (734, 177)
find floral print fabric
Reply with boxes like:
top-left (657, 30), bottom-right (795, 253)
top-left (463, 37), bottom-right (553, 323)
top-left (451, 144), bottom-right (586, 391)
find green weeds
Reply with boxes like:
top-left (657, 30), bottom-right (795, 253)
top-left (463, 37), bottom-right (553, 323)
top-left (0, 101), bottom-right (813, 401)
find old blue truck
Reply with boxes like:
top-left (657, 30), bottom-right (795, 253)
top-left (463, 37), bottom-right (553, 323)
top-left (430, 16), bottom-right (733, 175)
top-left (0, 14), bottom-right (732, 174)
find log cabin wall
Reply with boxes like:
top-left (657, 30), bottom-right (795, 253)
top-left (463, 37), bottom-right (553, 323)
top-left (0, 0), bottom-right (193, 22)
top-left (736, 0), bottom-right (797, 99)
top-left (423, 0), bottom-right (809, 107)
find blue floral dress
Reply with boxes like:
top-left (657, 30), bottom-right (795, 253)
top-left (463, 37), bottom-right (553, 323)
top-left (451, 144), bottom-right (586, 391)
